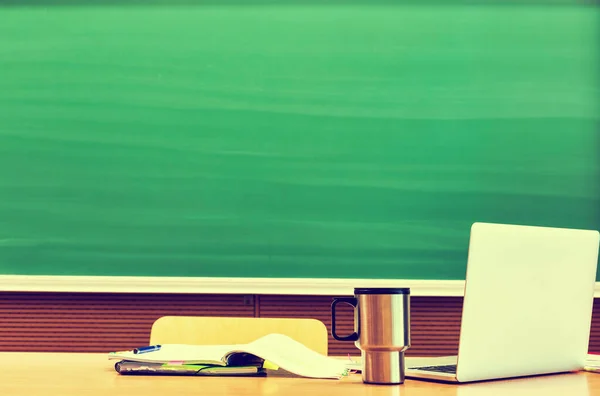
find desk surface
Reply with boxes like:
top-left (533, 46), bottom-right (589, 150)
top-left (0, 352), bottom-right (598, 396)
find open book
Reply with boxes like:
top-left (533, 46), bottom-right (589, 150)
top-left (108, 333), bottom-right (348, 379)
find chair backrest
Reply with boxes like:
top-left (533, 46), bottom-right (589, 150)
top-left (149, 316), bottom-right (329, 355)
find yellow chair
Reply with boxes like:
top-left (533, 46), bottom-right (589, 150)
top-left (149, 316), bottom-right (329, 355)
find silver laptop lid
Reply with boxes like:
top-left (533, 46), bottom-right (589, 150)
top-left (456, 222), bottom-right (599, 382)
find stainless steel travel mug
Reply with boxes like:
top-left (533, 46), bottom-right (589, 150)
top-left (332, 287), bottom-right (411, 385)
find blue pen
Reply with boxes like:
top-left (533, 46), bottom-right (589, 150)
top-left (134, 345), bottom-right (161, 354)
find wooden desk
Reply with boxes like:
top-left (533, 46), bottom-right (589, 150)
top-left (0, 352), bottom-right (598, 396)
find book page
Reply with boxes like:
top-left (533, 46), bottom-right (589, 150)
top-left (229, 333), bottom-right (348, 379)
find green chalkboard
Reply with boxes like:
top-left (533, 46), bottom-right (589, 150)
top-left (0, 1), bottom-right (599, 280)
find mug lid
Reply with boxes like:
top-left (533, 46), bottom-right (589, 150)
top-left (354, 287), bottom-right (410, 295)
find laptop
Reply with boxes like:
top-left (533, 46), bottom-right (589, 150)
top-left (405, 222), bottom-right (600, 383)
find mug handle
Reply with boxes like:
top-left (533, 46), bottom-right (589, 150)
top-left (331, 297), bottom-right (359, 341)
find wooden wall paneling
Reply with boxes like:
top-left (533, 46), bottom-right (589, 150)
top-left (0, 292), bottom-right (254, 352)
top-left (588, 298), bottom-right (600, 353)
top-left (1, 292), bottom-right (600, 355)
top-left (409, 297), bottom-right (461, 357)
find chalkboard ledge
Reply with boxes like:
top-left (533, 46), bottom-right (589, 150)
top-left (0, 275), bottom-right (470, 296)
top-left (1, 276), bottom-right (599, 297)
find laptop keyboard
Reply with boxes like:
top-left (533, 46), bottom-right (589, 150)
top-left (411, 364), bottom-right (457, 374)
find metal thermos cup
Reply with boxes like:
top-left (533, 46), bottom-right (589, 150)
top-left (331, 288), bottom-right (411, 385)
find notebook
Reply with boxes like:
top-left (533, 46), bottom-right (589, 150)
top-left (108, 333), bottom-right (349, 379)
top-left (113, 360), bottom-right (265, 376)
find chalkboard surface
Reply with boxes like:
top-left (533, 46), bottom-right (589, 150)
top-left (0, 1), bottom-right (598, 280)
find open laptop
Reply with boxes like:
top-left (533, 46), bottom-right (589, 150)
top-left (405, 222), bottom-right (600, 383)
